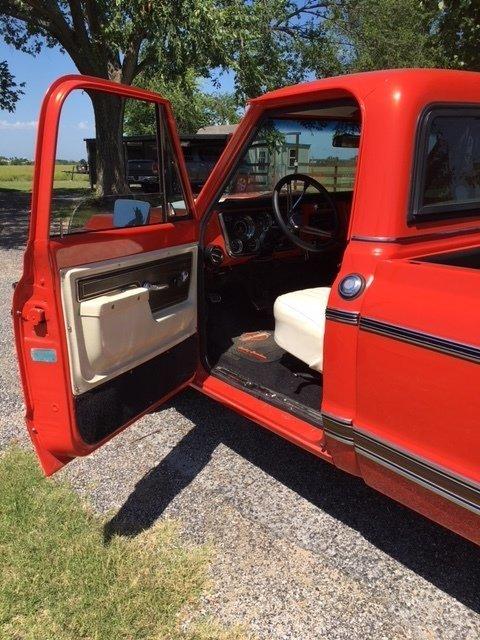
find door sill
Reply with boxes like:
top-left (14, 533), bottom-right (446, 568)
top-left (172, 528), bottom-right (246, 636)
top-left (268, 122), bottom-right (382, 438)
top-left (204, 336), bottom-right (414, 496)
top-left (194, 367), bottom-right (330, 461)
top-left (211, 365), bottom-right (324, 429)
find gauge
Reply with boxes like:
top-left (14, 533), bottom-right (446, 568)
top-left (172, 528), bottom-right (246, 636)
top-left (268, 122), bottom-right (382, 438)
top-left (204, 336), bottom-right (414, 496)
top-left (246, 238), bottom-right (261, 253)
top-left (233, 216), bottom-right (255, 240)
top-left (230, 238), bottom-right (244, 255)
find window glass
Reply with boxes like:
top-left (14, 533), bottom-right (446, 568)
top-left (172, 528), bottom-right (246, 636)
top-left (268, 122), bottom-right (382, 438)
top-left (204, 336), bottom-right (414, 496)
top-left (222, 115), bottom-right (360, 198)
top-left (182, 140), bottom-right (226, 194)
top-left (50, 90), bottom-right (188, 236)
top-left (289, 148), bottom-right (297, 167)
top-left (420, 113), bottom-right (480, 214)
top-left (164, 133), bottom-right (189, 217)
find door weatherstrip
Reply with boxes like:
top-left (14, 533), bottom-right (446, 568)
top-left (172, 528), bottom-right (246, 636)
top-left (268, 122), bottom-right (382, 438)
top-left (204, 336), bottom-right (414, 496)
top-left (325, 308), bottom-right (360, 325)
top-left (359, 317), bottom-right (480, 365)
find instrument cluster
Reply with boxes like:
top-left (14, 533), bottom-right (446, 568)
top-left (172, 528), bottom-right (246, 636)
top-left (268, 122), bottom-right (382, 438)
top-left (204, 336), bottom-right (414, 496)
top-left (220, 209), bottom-right (290, 257)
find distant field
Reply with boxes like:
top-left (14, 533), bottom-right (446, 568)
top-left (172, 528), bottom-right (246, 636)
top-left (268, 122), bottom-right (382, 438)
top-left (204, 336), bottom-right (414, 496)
top-left (0, 162), bottom-right (356, 195)
top-left (0, 164), bottom-right (90, 192)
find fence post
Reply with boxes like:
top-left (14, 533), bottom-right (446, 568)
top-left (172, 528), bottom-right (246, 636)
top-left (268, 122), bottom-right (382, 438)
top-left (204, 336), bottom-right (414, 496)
top-left (333, 160), bottom-right (338, 192)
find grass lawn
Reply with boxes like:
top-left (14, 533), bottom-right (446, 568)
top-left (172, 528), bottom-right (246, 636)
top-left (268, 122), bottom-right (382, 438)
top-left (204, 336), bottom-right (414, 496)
top-left (0, 164), bottom-right (90, 194)
top-left (0, 448), bottom-right (246, 640)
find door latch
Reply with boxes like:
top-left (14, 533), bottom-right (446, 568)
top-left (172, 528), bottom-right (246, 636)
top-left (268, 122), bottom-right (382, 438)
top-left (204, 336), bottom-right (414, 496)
top-left (25, 306), bottom-right (46, 326)
top-left (173, 270), bottom-right (189, 288)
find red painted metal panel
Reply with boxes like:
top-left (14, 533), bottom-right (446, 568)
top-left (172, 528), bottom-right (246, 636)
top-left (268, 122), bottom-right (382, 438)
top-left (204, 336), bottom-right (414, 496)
top-left (354, 256), bottom-right (480, 538)
top-left (357, 258), bottom-right (480, 484)
top-left (12, 76), bottom-right (199, 474)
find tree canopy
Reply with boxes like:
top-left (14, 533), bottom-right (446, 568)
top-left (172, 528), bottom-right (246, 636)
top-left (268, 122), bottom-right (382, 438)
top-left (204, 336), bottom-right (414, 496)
top-left (325, 0), bottom-right (440, 73)
top-left (426, 0), bottom-right (480, 71)
top-left (2, 0), bottom-right (480, 193)
top-left (0, 59), bottom-right (24, 111)
top-left (2, 0), bottom-right (480, 110)
top-left (124, 71), bottom-right (241, 135)
top-left (0, 1), bottom-right (338, 97)
top-left (0, 0), bottom-right (341, 193)
top-left (3, 0), bottom-right (480, 118)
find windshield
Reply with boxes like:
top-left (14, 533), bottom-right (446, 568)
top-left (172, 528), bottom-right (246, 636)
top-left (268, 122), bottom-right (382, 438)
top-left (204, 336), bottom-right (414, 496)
top-left (223, 116), bottom-right (360, 198)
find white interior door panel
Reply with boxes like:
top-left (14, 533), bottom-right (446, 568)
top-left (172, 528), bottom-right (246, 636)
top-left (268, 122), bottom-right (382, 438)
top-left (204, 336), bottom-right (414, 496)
top-left (60, 243), bottom-right (197, 394)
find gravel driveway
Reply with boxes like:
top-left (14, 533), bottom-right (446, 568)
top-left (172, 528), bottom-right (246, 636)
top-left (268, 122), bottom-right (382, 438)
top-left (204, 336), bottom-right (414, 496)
top-left (1, 190), bottom-right (480, 639)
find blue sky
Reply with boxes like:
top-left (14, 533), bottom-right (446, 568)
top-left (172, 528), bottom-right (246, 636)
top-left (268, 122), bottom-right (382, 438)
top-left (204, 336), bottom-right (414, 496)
top-left (276, 119), bottom-right (359, 161)
top-left (0, 41), bottom-right (234, 160)
top-left (0, 42), bottom-right (354, 164)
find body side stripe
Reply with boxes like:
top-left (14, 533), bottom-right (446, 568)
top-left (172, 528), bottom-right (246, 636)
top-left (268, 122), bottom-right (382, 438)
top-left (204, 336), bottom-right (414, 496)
top-left (321, 414), bottom-right (480, 515)
top-left (325, 308), bottom-right (360, 325)
top-left (359, 316), bottom-right (480, 364)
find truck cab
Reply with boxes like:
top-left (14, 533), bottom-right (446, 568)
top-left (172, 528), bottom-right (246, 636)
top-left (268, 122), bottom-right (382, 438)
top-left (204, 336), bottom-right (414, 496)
top-left (13, 69), bottom-right (480, 545)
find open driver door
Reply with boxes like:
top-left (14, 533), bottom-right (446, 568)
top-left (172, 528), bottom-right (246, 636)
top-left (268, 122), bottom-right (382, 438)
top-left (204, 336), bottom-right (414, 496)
top-left (12, 76), bottom-right (200, 475)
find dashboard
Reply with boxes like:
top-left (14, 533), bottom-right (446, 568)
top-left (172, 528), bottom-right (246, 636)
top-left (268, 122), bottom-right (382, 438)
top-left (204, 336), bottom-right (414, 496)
top-left (218, 205), bottom-right (293, 257)
top-left (204, 192), bottom-right (352, 267)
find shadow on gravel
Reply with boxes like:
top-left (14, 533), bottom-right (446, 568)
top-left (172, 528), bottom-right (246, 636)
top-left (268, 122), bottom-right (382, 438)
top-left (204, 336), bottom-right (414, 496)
top-left (104, 389), bottom-right (480, 614)
top-left (0, 190), bottom-right (31, 250)
top-left (0, 188), bottom-right (90, 250)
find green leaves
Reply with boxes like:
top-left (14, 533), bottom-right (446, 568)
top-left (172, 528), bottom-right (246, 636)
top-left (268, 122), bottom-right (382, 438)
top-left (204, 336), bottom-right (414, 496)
top-left (0, 59), bottom-right (24, 112)
top-left (125, 70), bottom-right (241, 134)
top-left (3, 0), bottom-right (480, 119)
top-left (0, 1), bottom-right (347, 102)
top-left (426, 0), bottom-right (480, 71)
top-left (325, 0), bottom-right (440, 73)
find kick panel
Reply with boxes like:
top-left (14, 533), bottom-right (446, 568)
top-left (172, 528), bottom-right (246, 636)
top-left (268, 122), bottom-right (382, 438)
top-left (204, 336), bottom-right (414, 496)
top-left (75, 335), bottom-right (197, 444)
top-left (60, 243), bottom-right (198, 394)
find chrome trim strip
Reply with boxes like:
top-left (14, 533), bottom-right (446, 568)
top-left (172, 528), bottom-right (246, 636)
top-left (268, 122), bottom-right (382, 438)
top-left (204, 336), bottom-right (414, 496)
top-left (354, 429), bottom-right (480, 516)
top-left (352, 225), bottom-right (480, 244)
top-left (355, 427), bottom-right (480, 491)
top-left (325, 308), bottom-right (360, 325)
top-left (322, 413), bottom-right (354, 444)
top-left (321, 414), bottom-right (480, 515)
top-left (359, 317), bottom-right (480, 365)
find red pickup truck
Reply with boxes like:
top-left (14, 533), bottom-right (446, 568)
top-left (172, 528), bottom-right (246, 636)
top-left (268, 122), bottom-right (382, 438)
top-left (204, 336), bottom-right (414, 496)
top-left (12, 70), bottom-right (480, 546)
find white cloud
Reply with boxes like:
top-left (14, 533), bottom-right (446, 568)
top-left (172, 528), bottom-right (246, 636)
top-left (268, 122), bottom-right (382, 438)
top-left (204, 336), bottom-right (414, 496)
top-left (0, 119), bottom-right (38, 130)
top-left (77, 121), bottom-right (91, 130)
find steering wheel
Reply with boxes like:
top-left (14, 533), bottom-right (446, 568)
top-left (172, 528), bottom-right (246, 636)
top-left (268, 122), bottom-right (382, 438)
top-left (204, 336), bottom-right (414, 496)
top-left (272, 174), bottom-right (340, 252)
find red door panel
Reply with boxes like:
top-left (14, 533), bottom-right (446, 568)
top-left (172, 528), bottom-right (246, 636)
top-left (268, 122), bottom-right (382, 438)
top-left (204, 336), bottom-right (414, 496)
top-left (355, 256), bottom-right (480, 542)
top-left (13, 76), bottom-right (199, 475)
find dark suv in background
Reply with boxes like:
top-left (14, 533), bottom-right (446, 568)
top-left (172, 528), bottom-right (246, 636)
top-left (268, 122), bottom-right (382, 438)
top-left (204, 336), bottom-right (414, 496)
top-left (127, 158), bottom-right (159, 191)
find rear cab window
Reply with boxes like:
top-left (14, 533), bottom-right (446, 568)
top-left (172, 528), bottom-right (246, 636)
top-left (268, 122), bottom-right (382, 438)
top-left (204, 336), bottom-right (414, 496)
top-left (410, 106), bottom-right (480, 222)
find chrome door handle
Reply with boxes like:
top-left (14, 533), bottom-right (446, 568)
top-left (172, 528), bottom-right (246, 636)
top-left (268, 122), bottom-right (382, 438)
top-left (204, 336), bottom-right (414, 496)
top-left (142, 281), bottom-right (169, 292)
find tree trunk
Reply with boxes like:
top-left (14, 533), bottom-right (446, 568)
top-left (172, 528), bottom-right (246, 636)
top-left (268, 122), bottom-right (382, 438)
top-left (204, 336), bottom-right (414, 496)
top-left (88, 92), bottom-right (129, 197)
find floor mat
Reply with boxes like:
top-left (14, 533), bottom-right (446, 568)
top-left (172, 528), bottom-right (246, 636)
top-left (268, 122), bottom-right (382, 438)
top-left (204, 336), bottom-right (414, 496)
top-left (234, 331), bottom-right (284, 363)
top-left (213, 338), bottom-right (322, 412)
top-left (207, 294), bottom-right (322, 412)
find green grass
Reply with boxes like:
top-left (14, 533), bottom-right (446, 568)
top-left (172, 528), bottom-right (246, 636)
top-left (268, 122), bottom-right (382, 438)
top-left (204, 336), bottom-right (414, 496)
top-left (0, 164), bottom-right (90, 193)
top-left (0, 448), bottom-right (247, 640)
